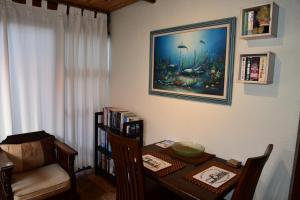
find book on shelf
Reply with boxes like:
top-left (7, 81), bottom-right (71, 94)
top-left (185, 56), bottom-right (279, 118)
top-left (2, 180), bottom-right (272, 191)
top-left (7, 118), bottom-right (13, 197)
top-left (240, 56), bottom-right (247, 80)
top-left (242, 12), bottom-right (249, 35)
top-left (103, 107), bottom-right (112, 126)
top-left (101, 153), bottom-right (106, 170)
top-left (125, 116), bottom-right (141, 136)
top-left (109, 159), bottom-right (115, 176)
top-left (100, 129), bottom-right (106, 148)
top-left (102, 107), bottom-right (142, 135)
top-left (247, 10), bottom-right (254, 35)
top-left (120, 112), bottom-right (136, 132)
top-left (106, 107), bottom-right (127, 130)
top-left (250, 56), bottom-right (260, 81)
top-left (242, 4), bottom-right (272, 36)
top-left (240, 55), bottom-right (268, 82)
top-left (245, 56), bottom-right (252, 81)
top-left (258, 55), bottom-right (267, 82)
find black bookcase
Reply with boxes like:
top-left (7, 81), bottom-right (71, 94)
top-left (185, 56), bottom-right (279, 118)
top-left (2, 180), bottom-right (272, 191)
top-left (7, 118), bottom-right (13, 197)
top-left (94, 111), bottom-right (143, 181)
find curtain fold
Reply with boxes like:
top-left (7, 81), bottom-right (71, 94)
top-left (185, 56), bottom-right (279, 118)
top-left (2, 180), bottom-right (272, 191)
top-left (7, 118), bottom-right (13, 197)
top-left (65, 7), bottom-right (108, 168)
top-left (0, 0), bottom-right (109, 169)
top-left (0, 0), bottom-right (12, 139)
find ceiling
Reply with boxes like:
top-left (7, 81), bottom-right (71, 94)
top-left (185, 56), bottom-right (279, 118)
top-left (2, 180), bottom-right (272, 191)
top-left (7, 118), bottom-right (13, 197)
top-left (58, 0), bottom-right (156, 13)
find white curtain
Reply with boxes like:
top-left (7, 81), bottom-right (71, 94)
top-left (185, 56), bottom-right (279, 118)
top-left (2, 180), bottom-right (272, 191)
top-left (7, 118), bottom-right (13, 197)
top-left (64, 8), bottom-right (108, 168)
top-left (0, 0), bottom-right (109, 169)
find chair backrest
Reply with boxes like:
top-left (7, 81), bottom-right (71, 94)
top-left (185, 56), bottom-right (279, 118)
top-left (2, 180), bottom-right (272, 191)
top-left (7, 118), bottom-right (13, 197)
top-left (1, 130), bottom-right (54, 144)
top-left (231, 144), bottom-right (273, 200)
top-left (0, 130), bottom-right (56, 173)
top-left (108, 131), bottom-right (145, 200)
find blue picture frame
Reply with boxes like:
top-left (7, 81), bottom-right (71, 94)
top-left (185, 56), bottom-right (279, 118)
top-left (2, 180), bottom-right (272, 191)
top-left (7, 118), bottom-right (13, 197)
top-left (149, 17), bottom-right (236, 105)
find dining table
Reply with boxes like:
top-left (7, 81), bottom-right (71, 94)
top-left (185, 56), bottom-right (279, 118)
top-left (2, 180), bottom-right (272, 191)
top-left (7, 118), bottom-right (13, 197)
top-left (142, 142), bottom-right (243, 200)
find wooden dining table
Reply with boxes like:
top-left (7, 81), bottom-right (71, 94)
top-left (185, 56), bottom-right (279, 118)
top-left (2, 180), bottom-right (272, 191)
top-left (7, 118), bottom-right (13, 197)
top-left (142, 142), bottom-right (243, 200)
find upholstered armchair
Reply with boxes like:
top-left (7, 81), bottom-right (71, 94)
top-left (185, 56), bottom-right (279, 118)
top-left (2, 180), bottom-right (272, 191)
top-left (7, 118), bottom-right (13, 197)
top-left (0, 131), bottom-right (78, 200)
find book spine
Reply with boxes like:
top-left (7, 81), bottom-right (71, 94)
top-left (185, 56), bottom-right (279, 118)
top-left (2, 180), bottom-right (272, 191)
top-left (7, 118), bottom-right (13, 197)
top-left (245, 56), bottom-right (252, 80)
top-left (103, 107), bottom-right (107, 126)
top-left (243, 12), bottom-right (249, 35)
top-left (250, 56), bottom-right (260, 81)
top-left (116, 112), bottom-right (121, 131)
top-left (98, 128), bottom-right (101, 146)
top-left (258, 55), bottom-right (267, 82)
top-left (109, 159), bottom-right (115, 176)
top-left (101, 153), bottom-right (105, 170)
top-left (120, 113), bottom-right (124, 132)
top-left (112, 111), bottom-right (116, 129)
top-left (103, 108), bottom-right (106, 126)
top-left (108, 109), bottom-right (111, 127)
top-left (248, 11), bottom-right (254, 35)
top-left (240, 56), bottom-right (246, 80)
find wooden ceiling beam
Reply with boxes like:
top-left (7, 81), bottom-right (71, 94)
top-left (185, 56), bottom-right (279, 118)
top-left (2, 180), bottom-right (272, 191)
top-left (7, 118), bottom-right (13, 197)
top-left (49, 0), bottom-right (109, 13)
top-left (13, 0), bottom-right (156, 13)
top-left (143, 0), bottom-right (156, 3)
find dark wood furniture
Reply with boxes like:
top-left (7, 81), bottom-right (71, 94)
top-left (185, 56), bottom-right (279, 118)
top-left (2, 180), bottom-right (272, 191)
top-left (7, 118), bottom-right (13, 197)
top-left (289, 116), bottom-right (300, 200)
top-left (143, 144), bottom-right (237, 200)
top-left (108, 132), bottom-right (180, 200)
top-left (13, 0), bottom-right (156, 13)
top-left (143, 143), bottom-right (273, 200)
top-left (108, 131), bottom-right (145, 200)
top-left (0, 131), bottom-right (78, 200)
top-left (231, 144), bottom-right (273, 200)
top-left (94, 111), bottom-right (143, 182)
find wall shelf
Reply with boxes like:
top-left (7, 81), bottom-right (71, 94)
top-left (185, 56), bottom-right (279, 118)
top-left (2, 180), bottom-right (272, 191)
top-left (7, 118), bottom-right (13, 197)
top-left (238, 52), bottom-right (275, 84)
top-left (240, 2), bottom-right (279, 39)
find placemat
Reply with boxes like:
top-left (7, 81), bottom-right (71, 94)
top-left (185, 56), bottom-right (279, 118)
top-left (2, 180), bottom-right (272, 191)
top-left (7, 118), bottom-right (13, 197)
top-left (142, 151), bottom-right (186, 177)
top-left (184, 160), bottom-right (241, 194)
top-left (160, 147), bottom-right (215, 165)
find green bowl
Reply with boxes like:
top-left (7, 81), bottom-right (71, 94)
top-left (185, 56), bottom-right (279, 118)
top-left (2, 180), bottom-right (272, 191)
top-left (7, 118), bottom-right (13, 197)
top-left (171, 142), bottom-right (205, 157)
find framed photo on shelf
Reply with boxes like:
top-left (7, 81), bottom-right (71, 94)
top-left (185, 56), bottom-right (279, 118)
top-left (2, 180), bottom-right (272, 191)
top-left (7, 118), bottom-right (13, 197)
top-left (149, 17), bottom-right (236, 105)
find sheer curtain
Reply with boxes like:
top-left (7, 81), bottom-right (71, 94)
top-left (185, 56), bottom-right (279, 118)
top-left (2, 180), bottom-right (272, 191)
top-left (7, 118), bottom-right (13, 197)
top-left (0, 0), bottom-right (109, 169)
top-left (0, 0), bottom-right (65, 138)
top-left (64, 8), bottom-right (109, 168)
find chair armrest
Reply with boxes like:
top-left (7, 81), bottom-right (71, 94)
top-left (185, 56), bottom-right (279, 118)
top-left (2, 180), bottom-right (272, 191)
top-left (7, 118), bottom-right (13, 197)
top-left (0, 149), bottom-right (14, 200)
top-left (54, 140), bottom-right (78, 197)
top-left (54, 140), bottom-right (78, 157)
top-left (0, 149), bottom-right (14, 171)
top-left (54, 140), bottom-right (78, 175)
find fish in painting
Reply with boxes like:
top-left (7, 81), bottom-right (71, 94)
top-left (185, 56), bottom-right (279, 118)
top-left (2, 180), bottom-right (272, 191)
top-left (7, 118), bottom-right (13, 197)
top-left (153, 27), bottom-right (228, 96)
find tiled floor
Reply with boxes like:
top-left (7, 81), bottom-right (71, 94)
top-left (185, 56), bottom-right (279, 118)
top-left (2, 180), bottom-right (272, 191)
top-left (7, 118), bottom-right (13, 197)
top-left (77, 169), bottom-right (116, 200)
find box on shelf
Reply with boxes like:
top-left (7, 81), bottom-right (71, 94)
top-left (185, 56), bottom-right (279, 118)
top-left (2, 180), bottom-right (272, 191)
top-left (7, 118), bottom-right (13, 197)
top-left (240, 2), bottom-right (279, 39)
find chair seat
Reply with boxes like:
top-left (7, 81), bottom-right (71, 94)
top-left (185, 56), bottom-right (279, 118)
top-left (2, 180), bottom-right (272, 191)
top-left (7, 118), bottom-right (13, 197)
top-left (12, 163), bottom-right (71, 200)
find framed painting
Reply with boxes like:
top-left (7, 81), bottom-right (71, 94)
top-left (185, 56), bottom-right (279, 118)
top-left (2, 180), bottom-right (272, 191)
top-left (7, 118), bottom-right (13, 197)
top-left (149, 17), bottom-right (236, 105)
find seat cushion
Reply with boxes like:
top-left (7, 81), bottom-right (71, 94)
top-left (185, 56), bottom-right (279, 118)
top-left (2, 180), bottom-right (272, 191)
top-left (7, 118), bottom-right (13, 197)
top-left (0, 136), bottom-right (55, 173)
top-left (12, 163), bottom-right (71, 200)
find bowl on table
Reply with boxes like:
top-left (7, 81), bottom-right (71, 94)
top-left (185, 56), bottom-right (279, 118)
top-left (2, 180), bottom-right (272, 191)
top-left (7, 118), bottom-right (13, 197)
top-left (171, 142), bottom-right (205, 157)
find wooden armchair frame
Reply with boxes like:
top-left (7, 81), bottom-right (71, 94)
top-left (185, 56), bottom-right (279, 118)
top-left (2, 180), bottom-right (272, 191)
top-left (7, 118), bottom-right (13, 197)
top-left (0, 132), bottom-right (78, 200)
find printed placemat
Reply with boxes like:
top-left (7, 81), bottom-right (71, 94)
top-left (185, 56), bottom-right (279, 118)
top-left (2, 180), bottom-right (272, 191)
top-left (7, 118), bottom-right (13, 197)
top-left (142, 151), bottom-right (186, 177)
top-left (184, 160), bottom-right (241, 194)
top-left (160, 147), bottom-right (215, 165)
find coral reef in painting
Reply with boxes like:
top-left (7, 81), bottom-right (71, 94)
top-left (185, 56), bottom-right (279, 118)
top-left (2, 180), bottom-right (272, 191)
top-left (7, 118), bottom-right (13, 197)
top-left (153, 27), bottom-right (228, 96)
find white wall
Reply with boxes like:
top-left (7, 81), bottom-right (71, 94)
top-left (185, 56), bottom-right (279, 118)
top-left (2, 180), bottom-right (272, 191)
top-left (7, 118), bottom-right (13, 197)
top-left (110, 0), bottom-right (300, 199)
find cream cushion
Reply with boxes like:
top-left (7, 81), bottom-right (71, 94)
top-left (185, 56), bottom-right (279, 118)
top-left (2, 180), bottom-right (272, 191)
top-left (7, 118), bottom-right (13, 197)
top-left (12, 163), bottom-right (71, 200)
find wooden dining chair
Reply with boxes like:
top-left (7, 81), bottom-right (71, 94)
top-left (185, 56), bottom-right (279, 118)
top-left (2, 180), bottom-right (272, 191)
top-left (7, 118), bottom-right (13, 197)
top-left (108, 131), bottom-right (145, 200)
top-left (231, 144), bottom-right (273, 200)
top-left (108, 131), bottom-right (181, 200)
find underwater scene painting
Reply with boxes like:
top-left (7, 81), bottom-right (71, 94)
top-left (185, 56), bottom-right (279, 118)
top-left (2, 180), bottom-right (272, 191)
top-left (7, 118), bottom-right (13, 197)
top-left (149, 18), bottom-right (236, 104)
